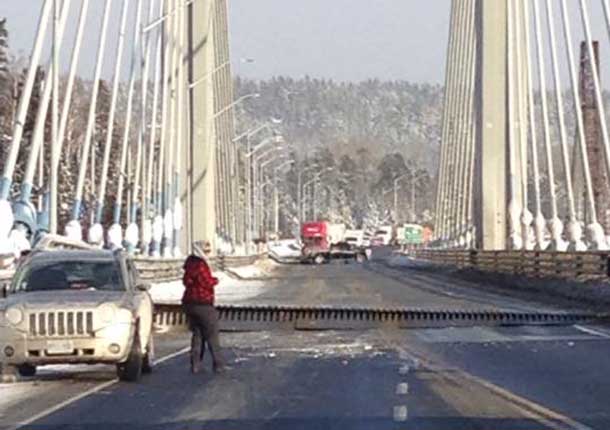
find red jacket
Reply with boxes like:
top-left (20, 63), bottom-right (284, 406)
top-left (182, 255), bottom-right (219, 305)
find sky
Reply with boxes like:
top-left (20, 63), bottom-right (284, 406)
top-left (0, 0), bottom-right (452, 84)
top-left (227, 0), bottom-right (451, 83)
top-left (2, 1), bottom-right (610, 86)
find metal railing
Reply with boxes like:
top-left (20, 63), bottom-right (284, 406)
top-left (412, 249), bottom-right (610, 281)
top-left (1, 254), bottom-right (264, 286)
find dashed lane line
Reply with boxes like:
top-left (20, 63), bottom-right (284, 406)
top-left (6, 346), bottom-right (190, 430)
top-left (379, 331), bottom-right (594, 430)
top-left (396, 382), bottom-right (409, 395)
top-left (393, 405), bottom-right (408, 422)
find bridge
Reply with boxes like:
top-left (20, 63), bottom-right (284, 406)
top-left (1, 1), bottom-right (610, 429)
top-left (2, 0), bottom-right (610, 257)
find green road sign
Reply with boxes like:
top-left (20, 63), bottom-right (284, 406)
top-left (404, 224), bottom-right (423, 244)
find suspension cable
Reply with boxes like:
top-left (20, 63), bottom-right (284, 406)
top-left (561, 0), bottom-right (607, 249)
top-left (112, 0), bottom-right (144, 244)
top-left (579, 0), bottom-right (610, 193)
top-left (546, 0), bottom-right (580, 249)
top-left (94, 0), bottom-right (131, 232)
top-left (0, 0), bottom-right (53, 199)
top-left (523, 0), bottom-right (545, 249)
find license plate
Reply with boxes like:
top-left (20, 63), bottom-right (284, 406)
top-left (46, 340), bottom-right (75, 355)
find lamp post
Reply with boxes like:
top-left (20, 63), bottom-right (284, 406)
top-left (187, 59), bottom-right (255, 252)
top-left (210, 93), bottom-right (260, 247)
top-left (302, 167), bottom-right (333, 220)
top-left (233, 123), bottom-right (274, 253)
top-left (408, 171), bottom-right (428, 222)
top-left (393, 174), bottom-right (409, 222)
top-left (257, 153), bottom-right (287, 237)
top-left (297, 164), bottom-right (320, 224)
top-left (246, 136), bottom-right (284, 244)
top-left (273, 159), bottom-right (294, 234)
top-left (189, 58), bottom-right (255, 90)
top-left (382, 187), bottom-right (393, 217)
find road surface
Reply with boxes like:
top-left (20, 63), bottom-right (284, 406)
top-left (1, 254), bottom-right (609, 430)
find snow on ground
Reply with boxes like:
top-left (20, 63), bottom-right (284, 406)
top-left (267, 239), bottom-right (302, 261)
top-left (0, 383), bottom-right (42, 412)
top-left (226, 264), bottom-right (268, 279)
top-left (386, 253), bottom-right (436, 269)
top-left (150, 267), bottom-right (271, 305)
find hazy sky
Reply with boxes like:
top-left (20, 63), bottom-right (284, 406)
top-left (2, 1), bottom-right (610, 85)
top-left (0, 0), bottom-right (451, 83)
top-left (228, 0), bottom-right (451, 82)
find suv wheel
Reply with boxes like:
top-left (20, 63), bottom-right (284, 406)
top-left (142, 335), bottom-right (154, 374)
top-left (117, 332), bottom-right (143, 382)
top-left (17, 364), bottom-right (37, 377)
top-left (356, 253), bottom-right (367, 263)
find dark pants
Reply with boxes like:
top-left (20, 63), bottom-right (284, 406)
top-left (183, 304), bottom-right (225, 369)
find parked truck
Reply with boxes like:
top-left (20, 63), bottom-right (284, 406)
top-left (344, 229), bottom-right (365, 248)
top-left (300, 222), bottom-right (367, 264)
top-left (371, 225), bottom-right (394, 246)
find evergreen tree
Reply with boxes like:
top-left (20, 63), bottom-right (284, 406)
top-left (0, 18), bottom-right (14, 165)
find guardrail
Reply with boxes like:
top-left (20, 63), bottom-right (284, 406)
top-left (0, 254), bottom-right (264, 286)
top-left (135, 254), bottom-right (262, 283)
top-left (412, 249), bottom-right (610, 281)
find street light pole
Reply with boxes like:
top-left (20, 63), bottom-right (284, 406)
top-left (233, 123), bottom-right (274, 253)
top-left (250, 146), bottom-right (282, 238)
top-left (393, 174), bottom-right (409, 223)
top-left (189, 60), bottom-right (229, 89)
top-left (273, 159), bottom-right (294, 234)
top-left (297, 164), bottom-right (319, 224)
top-left (207, 92), bottom-right (259, 249)
top-left (258, 154), bottom-right (287, 237)
top-left (302, 168), bottom-right (333, 221)
top-left (408, 172), bottom-right (427, 222)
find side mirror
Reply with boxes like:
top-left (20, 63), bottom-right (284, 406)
top-left (136, 282), bottom-right (151, 292)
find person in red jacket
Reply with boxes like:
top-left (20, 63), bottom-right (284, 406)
top-left (182, 241), bottom-right (227, 374)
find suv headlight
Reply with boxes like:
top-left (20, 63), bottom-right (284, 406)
top-left (98, 303), bottom-right (117, 324)
top-left (6, 307), bottom-right (24, 326)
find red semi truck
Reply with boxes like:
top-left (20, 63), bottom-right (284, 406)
top-left (300, 221), bottom-right (368, 264)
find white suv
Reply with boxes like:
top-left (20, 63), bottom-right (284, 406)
top-left (0, 249), bottom-right (154, 382)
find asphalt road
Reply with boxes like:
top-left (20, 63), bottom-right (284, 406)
top-left (1, 253), bottom-right (609, 430)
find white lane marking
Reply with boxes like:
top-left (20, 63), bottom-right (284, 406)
top-left (381, 332), bottom-right (594, 430)
top-left (574, 325), bottom-right (610, 339)
top-left (396, 382), bottom-right (409, 395)
top-left (154, 346), bottom-right (190, 365)
top-left (393, 405), bottom-right (408, 422)
top-left (7, 346), bottom-right (190, 430)
top-left (7, 379), bottom-right (118, 430)
top-left (399, 365), bottom-right (410, 375)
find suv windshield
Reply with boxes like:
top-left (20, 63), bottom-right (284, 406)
top-left (12, 259), bottom-right (123, 293)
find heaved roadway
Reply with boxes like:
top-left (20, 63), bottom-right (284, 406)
top-left (1, 252), bottom-right (609, 430)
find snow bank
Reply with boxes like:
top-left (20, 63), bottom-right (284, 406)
top-left (150, 270), bottom-right (268, 305)
top-left (226, 264), bottom-right (268, 279)
top-left (268, 239), bottom-right (301, 261)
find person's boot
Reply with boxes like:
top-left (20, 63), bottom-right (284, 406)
top-left (191, 358), bottom-right (202, 374)
top-left (213, 363), bottom-right (231, 374)
top-left (190, 332), bottom-right (203, 374)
